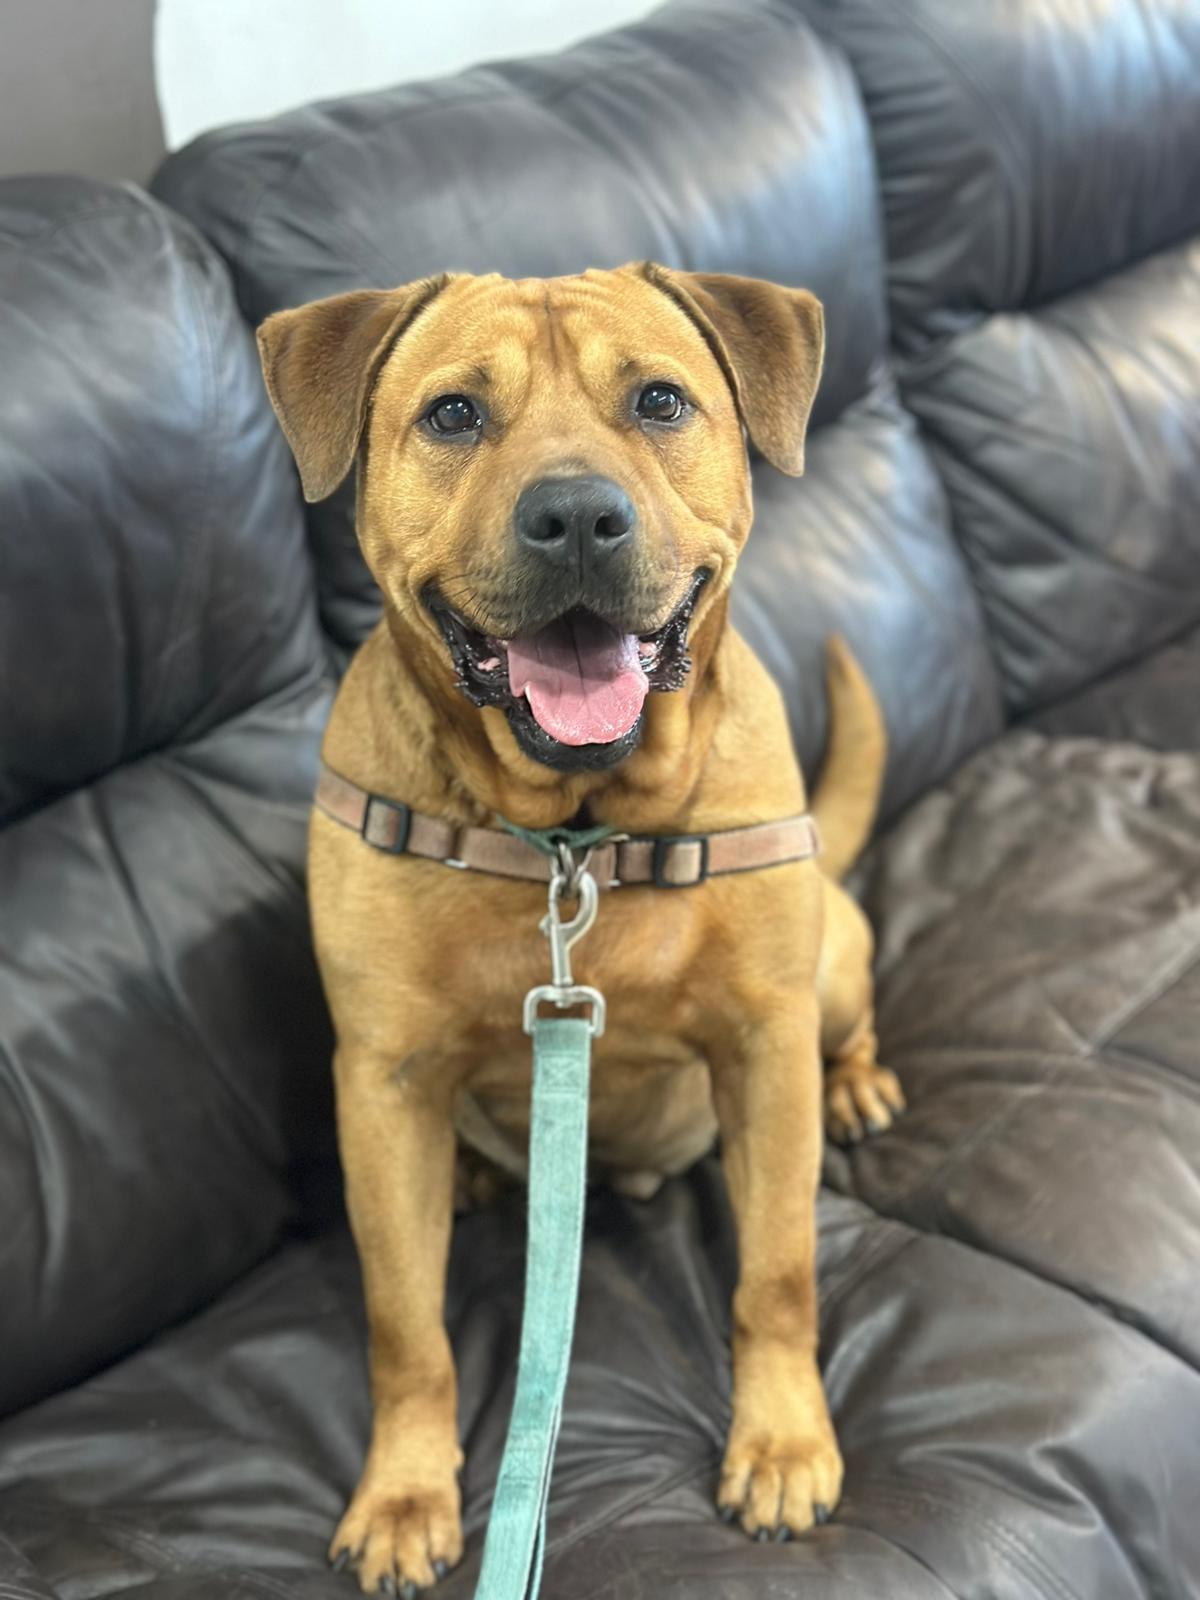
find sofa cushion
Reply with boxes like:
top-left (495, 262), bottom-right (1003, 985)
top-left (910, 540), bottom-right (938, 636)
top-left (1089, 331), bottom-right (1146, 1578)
top-left (902, 240), bottom-right (1200, 714)
top-left (798, 0), bottom-right (1200, 343)
top-left (7, 717), bottom-right (1200, 1590)
top-left (1028, 622), bottom-right (1200, 752)
top-left (800, 0), bottom-right (1200, 714)
top-left (1, 1178), bottom-right (1195, 1599)
top-left (842, 730), bottom-right (1200, 1366)
top-left (5, 727), bottom-right (1197, 1591)
top-left (0, 178), bottom-right (337, 1416)
top-left (0, 177), bottom-right (321, 825)
top-left (152, 0), bottom-right (1003, 817)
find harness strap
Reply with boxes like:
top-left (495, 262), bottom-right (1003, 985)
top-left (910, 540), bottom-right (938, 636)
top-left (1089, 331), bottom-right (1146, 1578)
top-left (474, 1016), bottom-right (592, 1600)
top-left (315, 762), bottom-right (820, 889)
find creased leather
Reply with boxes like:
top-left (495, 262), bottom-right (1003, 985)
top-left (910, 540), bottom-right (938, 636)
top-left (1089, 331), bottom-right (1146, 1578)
top-left (0, 177), bottom-right (322, 823)
top-left (798, 0), bottom-right (1200, 712)
top-left (0, 178), bottom-right (338, 1415)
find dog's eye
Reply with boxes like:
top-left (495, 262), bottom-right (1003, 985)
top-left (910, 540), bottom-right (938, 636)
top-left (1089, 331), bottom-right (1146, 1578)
top-left (636, 383), bottom-right (686, 423)
top-left (426, 394), bottom-right (480, 435)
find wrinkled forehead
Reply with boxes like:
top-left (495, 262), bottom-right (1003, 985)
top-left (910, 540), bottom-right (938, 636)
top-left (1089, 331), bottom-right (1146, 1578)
top-left (377, 270), bottom-right (723, 408)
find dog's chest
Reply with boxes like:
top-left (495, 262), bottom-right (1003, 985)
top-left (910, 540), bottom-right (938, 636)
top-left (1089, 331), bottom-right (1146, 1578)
top-left (449, 881), bottom-right (721, 1168)
top-left (457, 878), bottom-right (710, 1033)
top-left (461, 1024), bottom-right (716, 1178)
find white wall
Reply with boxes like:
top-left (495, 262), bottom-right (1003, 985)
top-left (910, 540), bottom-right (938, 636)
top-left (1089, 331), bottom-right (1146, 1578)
top-left (155, 0), bottom-right (658, 150)
top-left (1, 0), bottom-right (164, 181)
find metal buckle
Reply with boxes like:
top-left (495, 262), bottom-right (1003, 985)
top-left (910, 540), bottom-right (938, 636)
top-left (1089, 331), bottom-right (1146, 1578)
top-left (522, 982), bottom-right (606, 1038)
top-left (363, 794), bottom-right (412, 855)
top-left (652, 834), bottom-right (709, 888)
top-left (522, 867), bottom-right (605, 1036)
top-left (553, 839), bottom-right (596, 898)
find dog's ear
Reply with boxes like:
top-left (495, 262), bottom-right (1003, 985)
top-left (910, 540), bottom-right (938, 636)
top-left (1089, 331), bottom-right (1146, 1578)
top-left (641, 265), bottom-right (824, 476)
top-left (257, 276), bottom-right (452, 502)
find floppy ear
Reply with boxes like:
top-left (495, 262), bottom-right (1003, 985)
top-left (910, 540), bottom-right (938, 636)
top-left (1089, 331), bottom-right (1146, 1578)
top-left (641, 264), bottom-right (824, 475)
top-left (256, 276), bottom-right (451, 502)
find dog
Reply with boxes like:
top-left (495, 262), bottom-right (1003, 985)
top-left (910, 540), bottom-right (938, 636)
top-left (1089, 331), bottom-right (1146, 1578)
top-left (257, 264), bottom-right (903, 1594)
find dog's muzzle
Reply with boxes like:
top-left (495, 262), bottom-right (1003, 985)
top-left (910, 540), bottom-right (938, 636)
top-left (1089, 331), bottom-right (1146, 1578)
top-left (426, 570), bottom-right (710, 772)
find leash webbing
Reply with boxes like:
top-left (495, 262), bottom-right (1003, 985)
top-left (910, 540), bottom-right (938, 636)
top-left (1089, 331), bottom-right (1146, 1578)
top-left (474, 1016), bottom-right (593, 1599)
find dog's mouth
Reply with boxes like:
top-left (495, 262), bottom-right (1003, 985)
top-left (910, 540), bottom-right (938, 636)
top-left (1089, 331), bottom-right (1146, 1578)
top-left (427, 571), bottom-right (709, 769)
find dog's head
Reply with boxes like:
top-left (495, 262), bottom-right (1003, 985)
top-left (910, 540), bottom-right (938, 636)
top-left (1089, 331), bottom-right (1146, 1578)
top-left (258, 266), bottom-right (823, 774)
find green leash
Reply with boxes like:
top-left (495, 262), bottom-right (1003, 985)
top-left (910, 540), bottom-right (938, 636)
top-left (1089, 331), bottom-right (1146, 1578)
top-left (475, 851), bottom-right (606, 1600)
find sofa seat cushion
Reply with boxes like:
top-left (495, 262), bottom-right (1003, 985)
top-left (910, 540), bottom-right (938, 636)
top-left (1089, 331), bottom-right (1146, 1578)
top-left (3, 730), bottom-right (1197, 1594)
top-left (2, 1175), bottom-right (1196, 1596)
top-left (843, 729), bottom-right (1200, 1367)
top-left (1028, 623), bottom-right (1200, 752)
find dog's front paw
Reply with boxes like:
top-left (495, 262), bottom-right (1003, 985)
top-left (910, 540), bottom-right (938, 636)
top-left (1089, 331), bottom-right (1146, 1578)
top-left (330, 1478), bottom-right (463, 1595)
top-left (824, 1058), bottom-right (905, 1145)
top-left (717, 1410), bottom-right (844, 1540)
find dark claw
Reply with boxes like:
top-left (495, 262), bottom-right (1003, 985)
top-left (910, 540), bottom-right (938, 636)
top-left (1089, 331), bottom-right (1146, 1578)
top-left (719, 1504), bottom-right (738, 1524)
top-left (433, 1562), bottom-right (448, 1581)
top-left (378, 1578), bottom-right (395, 1597)
top-left (865, 1116), bottom-right (887, 1135)
top-left (331, 1551), bottom-right (349, 1574)
top-left (774, 1525), bottom-right (792, 1543)
top-left (755, 1528), bottom-right (769, 1543)
top-left (400, 1585), bottom-right (418, 1600)
top-left (814, 1503), bottom-right (830, 1526)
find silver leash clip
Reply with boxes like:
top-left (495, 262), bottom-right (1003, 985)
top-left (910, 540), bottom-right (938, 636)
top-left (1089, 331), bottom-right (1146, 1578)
top-left (522, 861), bottom-right (606, 1037)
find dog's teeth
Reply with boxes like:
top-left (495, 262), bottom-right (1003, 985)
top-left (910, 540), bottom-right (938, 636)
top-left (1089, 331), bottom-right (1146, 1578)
top-left (477, 656), bottom-right (501, 672)
top-left (637, 641), bottom-right (656, 659)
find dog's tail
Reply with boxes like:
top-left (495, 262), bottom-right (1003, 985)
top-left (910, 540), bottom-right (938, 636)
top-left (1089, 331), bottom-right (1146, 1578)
top-left (810, 636), bottom-right (887, 881)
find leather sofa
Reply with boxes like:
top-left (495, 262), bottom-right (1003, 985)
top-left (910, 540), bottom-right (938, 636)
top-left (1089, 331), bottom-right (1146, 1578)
top-left (2, 2), bottom-right (1198, 1594)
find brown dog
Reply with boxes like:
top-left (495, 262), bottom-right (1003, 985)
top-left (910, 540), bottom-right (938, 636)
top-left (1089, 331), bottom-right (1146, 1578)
top-left (258, 265), bottom-right (903, 1593)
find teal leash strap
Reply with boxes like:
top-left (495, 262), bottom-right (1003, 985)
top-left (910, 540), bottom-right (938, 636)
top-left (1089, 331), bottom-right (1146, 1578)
top-left (475, 859), bottom-right (605, 1600)
top-left (474, 1016), bottom-right (593, 1600)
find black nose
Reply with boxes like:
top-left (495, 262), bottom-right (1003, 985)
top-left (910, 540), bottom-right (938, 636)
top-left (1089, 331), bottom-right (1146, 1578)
top-left (514, 475), bottom-right (636, 569)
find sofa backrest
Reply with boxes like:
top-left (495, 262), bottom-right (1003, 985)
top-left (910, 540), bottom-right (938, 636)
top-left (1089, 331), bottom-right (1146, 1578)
top-left (0, 177), bottom-right (334, 1415)
top-left (802, 0), bottom-right (1200, 713)
top-left (0, 177), bottom-right (321, 824)
top-left (153, 0), bottom-right (1005, 818)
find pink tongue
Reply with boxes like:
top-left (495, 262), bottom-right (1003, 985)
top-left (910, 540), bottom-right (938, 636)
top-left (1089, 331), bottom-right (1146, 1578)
top-left (507, 614), bottom-right (649, 746)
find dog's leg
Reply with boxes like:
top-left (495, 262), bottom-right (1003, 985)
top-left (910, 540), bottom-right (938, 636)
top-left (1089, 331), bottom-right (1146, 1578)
top-left (823, 1008), bottom-right (905, 1145)
top-left (330, 1043), bottom-right (464, 1593)
top-left (711, 992), bottom-right (844, 1538)
top-left (818, 884), bottom-right (904, 1145)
